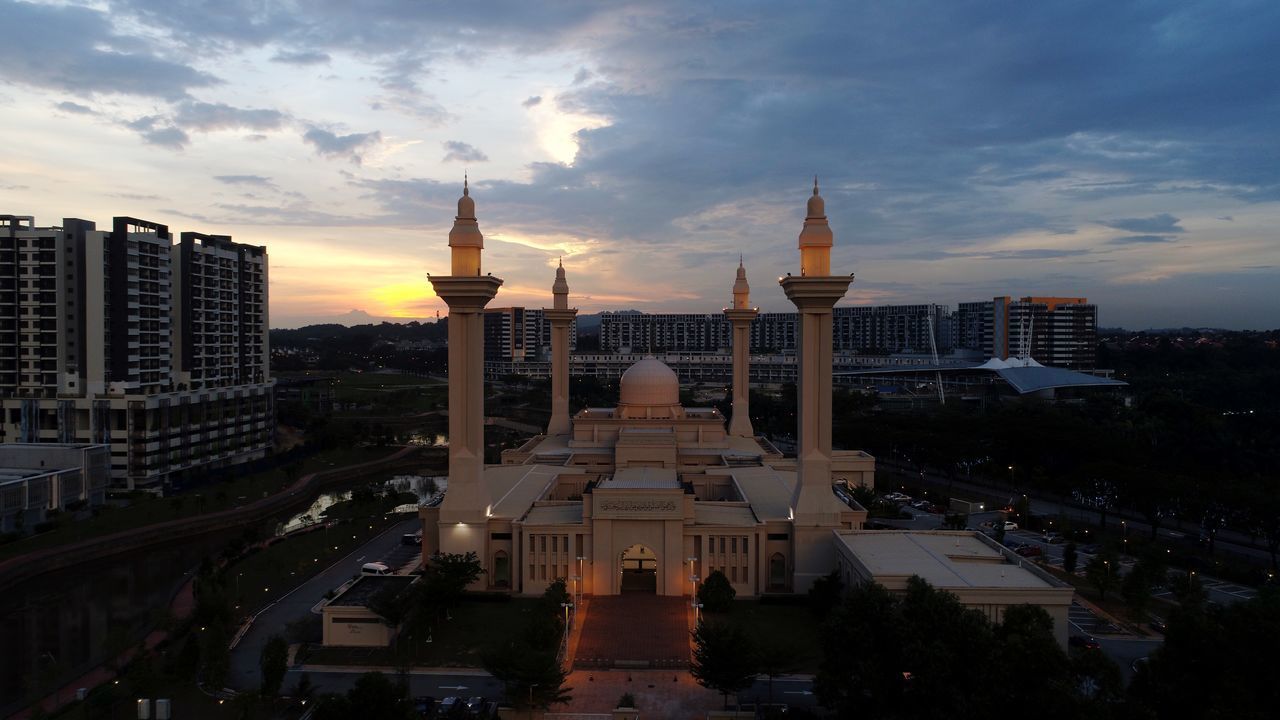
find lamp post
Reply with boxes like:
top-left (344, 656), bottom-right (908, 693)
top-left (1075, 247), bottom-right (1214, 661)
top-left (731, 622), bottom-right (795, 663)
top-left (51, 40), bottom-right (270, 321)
top-left (560, 602), bottom-right (574, 628)
top-left (692, 602), bottom-right (704, 624)
top-left (687, 556), bottom-right (698, 596)
top-left (1008, 465), bottom-right (1015, 488)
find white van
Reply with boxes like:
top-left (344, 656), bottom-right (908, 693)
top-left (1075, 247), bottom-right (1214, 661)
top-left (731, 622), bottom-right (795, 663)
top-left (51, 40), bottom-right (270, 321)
top-left (361, 562), bottom-right (392, 576)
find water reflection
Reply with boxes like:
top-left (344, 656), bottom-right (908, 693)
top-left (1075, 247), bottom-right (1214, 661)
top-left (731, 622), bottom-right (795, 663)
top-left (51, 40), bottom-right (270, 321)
top-left (275, 475), bottom-right (446, 536)
top-left (405, 432), bottom-right (448, 447)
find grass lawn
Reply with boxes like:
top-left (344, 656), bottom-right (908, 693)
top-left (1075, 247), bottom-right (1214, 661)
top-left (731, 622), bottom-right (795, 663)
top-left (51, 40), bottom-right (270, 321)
top-left (303, 597), bottom-right (544, 668)
top-left (330, 372), bottom-right (447, 413)
top-left (0, 445), bottom-right (401, 563)
top-left (706, 600), bottom-right (825, 673)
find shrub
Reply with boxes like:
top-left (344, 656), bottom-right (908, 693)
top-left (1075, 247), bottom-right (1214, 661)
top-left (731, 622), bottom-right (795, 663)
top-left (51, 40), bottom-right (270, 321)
top-left (698, 570), bottom-right (736, 613)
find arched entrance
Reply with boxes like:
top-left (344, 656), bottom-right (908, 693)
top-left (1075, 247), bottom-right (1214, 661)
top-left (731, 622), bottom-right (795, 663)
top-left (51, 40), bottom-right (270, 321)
top-left (619, 544), bottom-right (657, 593)
top-left (492, 550), bottom-right (510, 589)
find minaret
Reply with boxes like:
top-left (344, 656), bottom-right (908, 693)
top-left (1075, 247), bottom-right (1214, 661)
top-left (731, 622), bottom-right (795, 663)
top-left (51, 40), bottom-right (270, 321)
top-left (544, 259), bottom-right (577, 435)
top-left (428, 178), bottom-right (503, 543)
top-left (779, 177), bottom-right (853, 592)
top-left (724, 257), bottom-right (758, 437)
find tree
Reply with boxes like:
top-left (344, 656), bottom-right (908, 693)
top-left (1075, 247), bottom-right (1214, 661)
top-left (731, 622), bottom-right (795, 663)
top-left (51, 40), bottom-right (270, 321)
top-left (1130, 592), bottom-right (1280, 718)
top-left (482, 643), bottom-right (572, 712)
top-left (756, 636), bottom-right (802, 705)
top-left (690, 620), bottom-right (758, 709)
top-left (697, 570), bottom-right (736, 613)
top-left (199, 623), bottom-right (231, 690)
top-left (1063, 542), bottom-right (1079, 574)
top-left (259, 635), bottom-right (288, 696)
top-left (421, 551), bottom-right (483, 619)
top-left (993, 604), bottom-right (1076, 720)
top-left (807, 570), bottom-right (844, 619)
top-left (345, 672), bottom-right (414, 720)
top-left (1085, 549), bottom-right (1120, 601)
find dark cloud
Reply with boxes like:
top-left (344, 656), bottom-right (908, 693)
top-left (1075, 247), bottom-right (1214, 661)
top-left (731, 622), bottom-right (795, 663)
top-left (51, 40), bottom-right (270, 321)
top-left (270, 49), bottom-right (331, 65)
top-left (522, 95), bottom-right (542, 108)
top-left (302, 127), bottom-right (382, 163)
top-left (174, 101), bottom-right (287, 132)
top-left (0, 1), bottom-right (217, 100)
top-left (1107, 234), bottom-right (1177, 245)
top-left (214, 175), bottom-right (275, 187)
top-left (572, 67), bottom-right (594, 84)
top-left (1099, 213), bottom-right (1186, 234)
top-left (55, 101), bottom-right (93, 114)
top-left (441, 141), bottom-right (489, 163)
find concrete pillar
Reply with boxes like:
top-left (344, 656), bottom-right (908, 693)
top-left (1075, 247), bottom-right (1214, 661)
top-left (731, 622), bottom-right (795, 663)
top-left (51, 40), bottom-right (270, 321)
top-left (780, 179), bottom-right (853, 592)
top-left (724, 308), bottom-right (757, 437)
top-left (545, 261), bottom-right (576, 435)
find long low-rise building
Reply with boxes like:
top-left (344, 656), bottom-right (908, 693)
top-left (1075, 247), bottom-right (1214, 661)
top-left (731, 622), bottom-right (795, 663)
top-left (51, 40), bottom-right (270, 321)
top-left (832, 529), bottom-right (1075, 647)
top-left (0, 443), bottom-right (109, 533)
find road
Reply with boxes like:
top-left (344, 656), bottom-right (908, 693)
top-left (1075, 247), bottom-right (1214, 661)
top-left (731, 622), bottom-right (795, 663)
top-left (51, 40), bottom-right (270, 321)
top-left (285, 668), bottom-right (501, 701)
top-left (228, 516), bottom-right (421, 692)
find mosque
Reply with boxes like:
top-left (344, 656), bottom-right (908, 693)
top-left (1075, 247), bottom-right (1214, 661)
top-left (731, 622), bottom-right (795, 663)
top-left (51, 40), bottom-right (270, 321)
top-left (419, 178), bottom-right (874, 598)
top-left (418, 181), bottom-right (1073, 640)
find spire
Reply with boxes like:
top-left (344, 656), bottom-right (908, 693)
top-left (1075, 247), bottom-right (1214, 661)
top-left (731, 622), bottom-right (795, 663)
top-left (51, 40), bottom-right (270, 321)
top-left (732, 255), bottom-right (750, 309)
top-left (449, 176), bottom-right (483, 275)
top-left (798, 177), bottom-right (833, 275)
top-left (552, 258), bottom-right (570, 309)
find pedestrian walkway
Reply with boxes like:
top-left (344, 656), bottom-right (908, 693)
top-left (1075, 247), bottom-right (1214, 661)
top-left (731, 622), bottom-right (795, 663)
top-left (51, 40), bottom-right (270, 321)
top-left (574, 594), bottom-right (689, 669)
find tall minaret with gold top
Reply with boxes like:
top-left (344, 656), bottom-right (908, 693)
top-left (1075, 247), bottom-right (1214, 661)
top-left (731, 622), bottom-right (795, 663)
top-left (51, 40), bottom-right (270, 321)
top-left (427, 177), bottom-right (503, 562)
top-left (544, 259), bottom-right (577, 435)
top-left (780, 178), bottom-right (853, 592)
top-left (724, 257), bottom-right (758, 437)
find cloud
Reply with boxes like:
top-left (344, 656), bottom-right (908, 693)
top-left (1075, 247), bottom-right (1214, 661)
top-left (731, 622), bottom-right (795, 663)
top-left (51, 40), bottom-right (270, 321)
top-left (1107, 235), bottom-right (1177, 245)
top-left (270, 49), bottom-right (331, 65)
top-left (572, 67), bottom-right (594, 85)
top-left (522, 95), bottom-right (543, 108)
top-left (214, 175), bottom-right (275, 187)
top-left (139, 126), bottom-right (190, 150)
top-left (302, 127), bottom-right (383, 163)
top-left (441, 141), bottom-right (490, 163)
top-left (1099, 213), bottom-right (1186, 234)
top-left (0, 1), bottom-right (217, 100)
top-left (174, 101), bottom-right (287, 132)
top-left (55, 101), bottom-right (94, 114)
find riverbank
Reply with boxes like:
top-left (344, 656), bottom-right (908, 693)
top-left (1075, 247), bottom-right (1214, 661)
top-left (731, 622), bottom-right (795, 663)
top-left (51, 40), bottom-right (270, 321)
top-left (0, 445), bottom-right (435, 588)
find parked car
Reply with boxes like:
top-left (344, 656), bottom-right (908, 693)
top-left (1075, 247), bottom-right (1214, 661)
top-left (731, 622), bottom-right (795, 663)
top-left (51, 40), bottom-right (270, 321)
top-left (402, 531), bottom-right (423, 546)
top-left (361, 562), bottom-right (393, 576)
top-left (1015, 544), bottom-right (1043, 557)
top-left (1043, 532), bottom-right (1065, 544)
top-left (465, 696), bottom-right (485, 715)
top-left (1002, 521), bottom-right (1018, 531)
top-left (1148, 617), bottom-right (1168, 634)
top-left (413, 696), bottom-right (437, 718)
top-left (1069, 635), bottom-right (1101, 651)
top-left (1131, 656), bottom-right (1150, 673)
top-left (439, 697), bottom-right (460, 715)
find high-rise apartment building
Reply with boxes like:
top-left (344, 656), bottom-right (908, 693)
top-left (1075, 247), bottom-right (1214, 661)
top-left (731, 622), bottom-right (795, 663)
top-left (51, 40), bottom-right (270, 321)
top-left (485, 307), bottom-right (576, 363)
top-left (956, 295), bottom-right (1097, 369)
top-left (0, 214), bottom-right (274, 490)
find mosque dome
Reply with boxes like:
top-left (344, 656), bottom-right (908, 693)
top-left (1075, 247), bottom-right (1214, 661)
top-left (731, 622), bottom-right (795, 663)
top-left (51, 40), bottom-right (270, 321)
top-left (619, 357), bottom-right (680, 408)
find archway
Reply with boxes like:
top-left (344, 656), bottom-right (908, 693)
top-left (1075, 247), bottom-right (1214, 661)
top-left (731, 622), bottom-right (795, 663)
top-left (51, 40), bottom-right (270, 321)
top-left (492, 550), bottom-right (510, 589)
top-left (619, 544), bottom-right (657, 593)
top-left (768, 552), bottom-right (787, 591)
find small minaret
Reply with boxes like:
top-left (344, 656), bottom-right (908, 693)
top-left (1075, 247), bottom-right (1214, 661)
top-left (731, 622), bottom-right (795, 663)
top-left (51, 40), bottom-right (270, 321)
top-left (427, 178), bottom-right (503, 554)
top-left (724, 257), bottom-right (758, 437)
top-left (544, 259), bottom-right (577, 435)
top-left (779, 177), bottom-right (853, 593)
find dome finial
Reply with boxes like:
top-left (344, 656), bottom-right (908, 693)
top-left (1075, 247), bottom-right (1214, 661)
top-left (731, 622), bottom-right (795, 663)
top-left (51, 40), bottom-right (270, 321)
top-left (464, 172), bottom-right (469, 196)
top-left (813, 175), bottom-right (819, 196)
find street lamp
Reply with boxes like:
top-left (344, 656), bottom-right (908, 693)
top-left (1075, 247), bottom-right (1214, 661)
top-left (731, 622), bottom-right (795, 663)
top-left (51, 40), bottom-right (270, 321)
top-left (692, 602), bottom-right (704, 624)
top-left (560, 602), bottom-right (574, 628)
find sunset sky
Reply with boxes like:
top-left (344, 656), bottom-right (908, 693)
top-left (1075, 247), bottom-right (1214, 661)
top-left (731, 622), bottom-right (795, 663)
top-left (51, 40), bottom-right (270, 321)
top-left (2, 1), bottom-right (1278, 329)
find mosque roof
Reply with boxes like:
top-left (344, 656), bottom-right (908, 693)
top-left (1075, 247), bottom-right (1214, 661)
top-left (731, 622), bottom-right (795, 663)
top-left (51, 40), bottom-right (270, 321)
top-left (694, 504), bottom-right (759, 526)
top-left (618, 356), bottom-right (680, 407)
top-left (599, 467), bottom-right (680, 489)
top-left (523, 504), bottom-right (584, 525)
top-left (487, 464), bottom-right (579, 518)
top-left (706, 465), bottom-right (797, 522)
